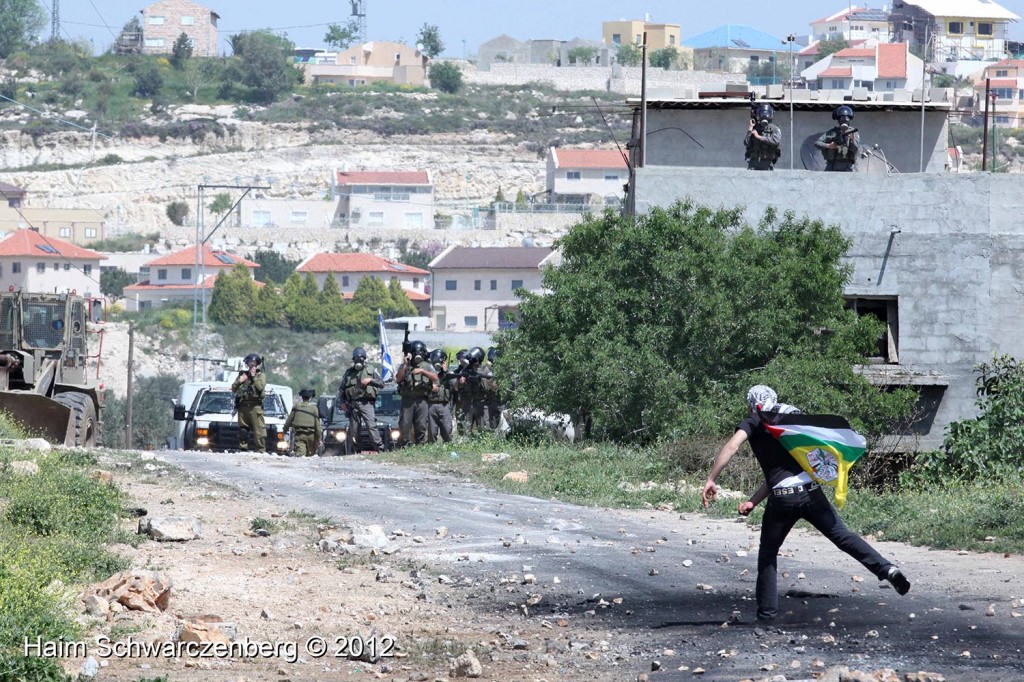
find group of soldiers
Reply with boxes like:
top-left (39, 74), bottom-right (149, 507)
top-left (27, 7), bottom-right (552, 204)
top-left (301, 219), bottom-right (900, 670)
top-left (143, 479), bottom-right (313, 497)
top-left (338, 341), bottom-right (502, 453)
top-left (744, 103), bottom-right (860, 172)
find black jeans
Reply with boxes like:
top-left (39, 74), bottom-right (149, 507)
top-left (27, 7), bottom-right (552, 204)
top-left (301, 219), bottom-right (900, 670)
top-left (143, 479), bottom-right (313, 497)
top-left (756, 486), bottom-right (893, 622)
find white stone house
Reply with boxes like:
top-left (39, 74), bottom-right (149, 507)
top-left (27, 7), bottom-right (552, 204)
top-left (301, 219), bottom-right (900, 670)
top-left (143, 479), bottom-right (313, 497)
top-left (429, 246), bottom-right (557, 332)
top-left (546, 148), bottom-right (628, 205)
top-left (240, 196), bottom-right (342, 229)
top-left (889, 0), bottom-right (1019, 62)
top-left (122, 244), bottom-right (258, 311)
top-left (0, 229), bottom-right (103, 297)
top-left (333, 170), bottom-right (434, 230)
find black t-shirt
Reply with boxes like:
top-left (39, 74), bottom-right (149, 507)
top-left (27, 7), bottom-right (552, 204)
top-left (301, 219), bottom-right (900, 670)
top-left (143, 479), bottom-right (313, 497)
top-left (737, 413), bottom-right (804, 488)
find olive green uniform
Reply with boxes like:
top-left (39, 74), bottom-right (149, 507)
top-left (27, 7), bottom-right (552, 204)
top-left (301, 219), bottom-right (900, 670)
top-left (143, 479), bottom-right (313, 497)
top-left (428, 370), bottom-right (458, 443)
top-left (397, 359), bottom-right (433, 444)
top-left (284, 401), bottom-right (321, 456)
top-left (462, 364), bottom-right (496, 434)
top-left (341, 364), bottom-right (383, 452)
top-left (231, 370), bottom-right (267, 451)
top-left (744, 122), bottom-right (782, 171)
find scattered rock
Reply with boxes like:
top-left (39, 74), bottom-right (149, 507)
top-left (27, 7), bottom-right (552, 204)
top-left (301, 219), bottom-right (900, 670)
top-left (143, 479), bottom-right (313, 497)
top-left (82, 594), bottom-right (109, 617)
top-left (139, 516), bottom-right (202, 542)
top-left (449, 649), bottom-right (483, 678)
top-left (481, 452), bottom-right (510, 462)
top-left (503, 471), bottom-right (529, 483)
top-left (93, 571), bottom-right (171, 613)
top-left (176, 618), bottom-right (232, 644)
top-left (78, 656), bottom-right (99, 679)
top-left (9, 460), bottom-right (39, 476)
top-left (19, 438), bottom-right (51, 451)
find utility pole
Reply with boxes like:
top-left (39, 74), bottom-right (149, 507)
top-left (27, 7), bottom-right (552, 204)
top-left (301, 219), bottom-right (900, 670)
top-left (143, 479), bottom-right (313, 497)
top-left (126, 323), bottom-right (134, 448)
top-left (51, 0), bottom-right (60, 41)
top-left (640, 33), bottom-right (648, 168)
top-left (982, 78), bottom-right (991, 171)
top-left (785, 34), bottom-right (796, 169)
top-left (191, 183), bottom-right (268, 381)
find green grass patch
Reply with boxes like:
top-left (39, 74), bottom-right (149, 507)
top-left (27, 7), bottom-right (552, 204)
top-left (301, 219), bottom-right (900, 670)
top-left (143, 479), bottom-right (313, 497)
top-left (378, 438), bottom-right (1024, 555)
top-left (0, 447), bottom-right (132, 675)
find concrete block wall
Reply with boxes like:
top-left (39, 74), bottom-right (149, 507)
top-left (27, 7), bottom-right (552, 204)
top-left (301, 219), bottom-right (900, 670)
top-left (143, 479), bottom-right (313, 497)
top-left (636, 167), bottom-right (1023, 450)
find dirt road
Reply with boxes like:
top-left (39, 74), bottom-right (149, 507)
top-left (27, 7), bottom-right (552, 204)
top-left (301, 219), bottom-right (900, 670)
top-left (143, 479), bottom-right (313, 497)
top-left (146, 450), bottom-right (1024, 681)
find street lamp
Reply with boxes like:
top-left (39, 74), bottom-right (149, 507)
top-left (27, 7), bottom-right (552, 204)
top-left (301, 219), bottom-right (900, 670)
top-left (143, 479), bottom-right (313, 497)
top-left (784, 34), bottom-right (796, 169)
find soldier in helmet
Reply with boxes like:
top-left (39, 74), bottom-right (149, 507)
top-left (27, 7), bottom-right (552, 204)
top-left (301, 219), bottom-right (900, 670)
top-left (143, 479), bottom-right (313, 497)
top-left (231, 353), bottom-right (266, 451)
top-left (340, 347), bottom-right (384, 453)
top-left (815, 105), bottom-right (860, 172)
top-left (744, 103), bottom-right (782, 171)
top-left (459, 346), bottom-right (495, 434)
top-left (484, 347), bottom-right (503, 429)
top-left (395, 340), bottom-right (437, 444)
top-left (426, 349), bottom-right (457, 443)
top-left (450, 348), bottom-right (470, 435)
top-left (284, 388), bottom-right (321, 457)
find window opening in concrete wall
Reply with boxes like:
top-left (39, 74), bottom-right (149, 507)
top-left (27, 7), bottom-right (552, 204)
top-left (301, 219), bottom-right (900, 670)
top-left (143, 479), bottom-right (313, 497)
top-left (845, 296), bottom-right (899, 364)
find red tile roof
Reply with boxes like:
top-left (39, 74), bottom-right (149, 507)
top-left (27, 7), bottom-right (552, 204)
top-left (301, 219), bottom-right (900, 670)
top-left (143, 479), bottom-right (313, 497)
top-left (819, 67), bottom-right (853, 78)
top-left (552, 149), bottom-right (628, 169)
top-left (297, 252), bottom-right (429, 275)
top-left (834, 48), bottom-right (874, 58)
top-left (0, 229), bottom-right (105, 260)
top-left (144, 244), bottom-right (258, 268)
top-left (124, 273), bottom-right (264, 291)
top-left (987, 59), bottom-right (1024, 70)
top-left (335, 170), bottom-right (430, 186)
top-left (877, 43), bottom-right (907, 79)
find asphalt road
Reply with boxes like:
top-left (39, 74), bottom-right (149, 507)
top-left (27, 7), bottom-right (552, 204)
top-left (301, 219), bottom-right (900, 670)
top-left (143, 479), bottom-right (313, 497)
top-left (157, 450), bottom-right (1024, 681)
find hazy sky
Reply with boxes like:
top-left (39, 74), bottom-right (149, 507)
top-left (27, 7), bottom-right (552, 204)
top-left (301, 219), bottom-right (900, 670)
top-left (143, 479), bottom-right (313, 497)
top-left (55, 1), bottom-right (1024, 56)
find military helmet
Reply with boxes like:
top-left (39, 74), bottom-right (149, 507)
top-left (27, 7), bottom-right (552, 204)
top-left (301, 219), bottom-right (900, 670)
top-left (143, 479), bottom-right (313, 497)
top-left (299, 388), bottom-right (315, 400)
top-left (428, 349), bottom-right (446, 364)
top-left (243, 353), bottom-right (262, 366)
top-left (456, 348), bottom-right (469, 366)
top-left (487, 347), bottom-right (498, 362)
top-left (410, 340), bottom-right (428, 360)
top-left (754, 103), bottom-right (774, 122)
top-left (468, 346), bottom-right (485, 363)
top-left (833, 105), bottom-right (854, 123)
top-left (352, 347), bottom-right (368, 361)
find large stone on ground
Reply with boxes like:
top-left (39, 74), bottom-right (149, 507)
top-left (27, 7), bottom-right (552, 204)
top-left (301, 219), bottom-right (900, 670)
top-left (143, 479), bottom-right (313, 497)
top-left (93, 571), bottom-right (171, 613)
top-left (449, 649), bottom-right (483, 678)
top-left (139, 516), bottom-right (202, 541)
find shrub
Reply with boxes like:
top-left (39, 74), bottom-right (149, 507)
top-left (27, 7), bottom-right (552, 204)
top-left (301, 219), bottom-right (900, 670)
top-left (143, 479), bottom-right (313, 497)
top-left (166, 200), bottom-right (190, 226)
top-left (429, 62), bottom-right (463, 94)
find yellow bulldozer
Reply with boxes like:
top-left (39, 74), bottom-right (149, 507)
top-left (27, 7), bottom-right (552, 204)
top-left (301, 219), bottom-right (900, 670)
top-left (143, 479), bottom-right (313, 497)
top-left (0, 291), bottom-right (102, 447)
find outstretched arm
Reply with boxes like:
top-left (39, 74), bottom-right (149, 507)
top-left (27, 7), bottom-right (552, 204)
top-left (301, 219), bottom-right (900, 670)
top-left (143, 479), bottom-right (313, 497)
top-left (702, 429), bottom-right (749, 508)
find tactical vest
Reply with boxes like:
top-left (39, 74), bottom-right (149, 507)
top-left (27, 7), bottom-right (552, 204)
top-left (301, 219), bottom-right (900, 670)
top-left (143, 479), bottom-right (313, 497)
top-left (343, 366), bottom-right (378, 401)
top-left (748, 125), bottom-right (781, 163)
top-left (410, 359), bottom-right (433, 395)
top-left (289, 403), bottom-right (319, 431)
top-left (234, 372), bottom-right (265, 407)
top-left (429, 370), bottom-right (452, 404)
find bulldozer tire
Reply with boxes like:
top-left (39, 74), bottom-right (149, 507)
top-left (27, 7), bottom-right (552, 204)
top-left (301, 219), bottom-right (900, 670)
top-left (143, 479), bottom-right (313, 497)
top-left (54, 392), bottom-right (98, 448)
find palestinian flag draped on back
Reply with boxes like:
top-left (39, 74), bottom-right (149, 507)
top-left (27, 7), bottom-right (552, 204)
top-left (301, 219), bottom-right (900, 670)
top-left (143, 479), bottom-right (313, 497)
top-left (762, 414), bottom-right (867, 508)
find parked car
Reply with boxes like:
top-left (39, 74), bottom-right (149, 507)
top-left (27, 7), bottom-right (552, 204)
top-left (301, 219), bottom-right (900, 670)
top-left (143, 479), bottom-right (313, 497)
top-left (173, 382), bottom-right (292, 453)
top-left (318, 386), bottom-right (402, 455)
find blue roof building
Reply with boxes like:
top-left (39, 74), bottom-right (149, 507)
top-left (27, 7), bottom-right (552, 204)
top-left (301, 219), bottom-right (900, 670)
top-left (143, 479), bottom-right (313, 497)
top-left (681, 24), bottom-right (785, 51)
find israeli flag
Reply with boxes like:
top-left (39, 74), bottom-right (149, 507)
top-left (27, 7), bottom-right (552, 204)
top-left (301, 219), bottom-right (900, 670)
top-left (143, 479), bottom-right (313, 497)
top-left (378, 309), bottom-right (394, 383)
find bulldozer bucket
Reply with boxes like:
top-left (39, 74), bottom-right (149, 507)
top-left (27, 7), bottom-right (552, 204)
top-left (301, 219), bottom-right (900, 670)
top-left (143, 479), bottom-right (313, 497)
top-left (0, 392), bottom-right (74, 445)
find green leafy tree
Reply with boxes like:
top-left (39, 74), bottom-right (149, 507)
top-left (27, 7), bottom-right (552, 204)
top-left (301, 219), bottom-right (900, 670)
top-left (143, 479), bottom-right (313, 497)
top-left (166, 200), bottom-right (190, 226)
top-left (207, 264), bottom-right (258, 325)
top-left (616, 43), bottom-right (643, 67)
top-left (252, 249), bottom-right (299, 284)
top-left (499, 202), bottom-right (914, 443)
top-left (428, 61), bottom-right (463, 94)
top-left (282, 272), bottom-right (326, 331)
top-left (251, 282), bottom-right (284, 327)
top-left (132, 63), bottom-right (164, 98)
top-left (746, 60), bottom-right (791, 83)
top-left (649, 47), bottom-right (679, 70)
top-left (230, 30), bottom-right (300, 104)
top-left (416, 23), bottom-right (444, 59)
top-left (208, 192), bottom-right (233, 215)
top-left (171, 32), bottom-right (193, 70)
top-left (386, 278), bottom-right (418, 317)
top-left (100, 268), bottom-right (136, 298)
top-left (324, 20), bottom-right (360, 50)
top-left (913, 355), bottom-right (1024, 483)
top-left (817, 37), bottom-right (850, 60)
top-left (318, 274), bottom-right (347, 329)
top-left (0, 0), bottom-right (45, 59)
top-left (567, 46), bottom-right (598, 65)
top-left (351, 275), bottom-right (392, 311)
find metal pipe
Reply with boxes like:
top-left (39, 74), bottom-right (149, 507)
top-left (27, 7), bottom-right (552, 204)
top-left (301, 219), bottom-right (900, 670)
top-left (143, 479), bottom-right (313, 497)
top-left (982, 78), bottom-right (991, 171)
top-left (919, 26), bottom-right (928, 172)
top-left (640, 32), bottom-right (648, 168)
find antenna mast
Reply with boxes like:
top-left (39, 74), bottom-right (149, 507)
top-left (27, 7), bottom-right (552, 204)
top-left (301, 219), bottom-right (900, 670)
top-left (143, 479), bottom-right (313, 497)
top-left (350, 0), bottom-right (367, 43)
top-left (51, 0), bottom-right (60, 40)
